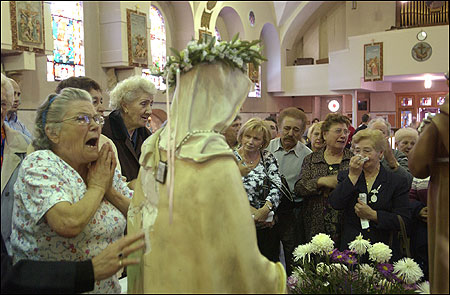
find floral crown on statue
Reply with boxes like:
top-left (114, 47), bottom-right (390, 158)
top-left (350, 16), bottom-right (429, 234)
top-left (151, 33), bottom-right (267, 89)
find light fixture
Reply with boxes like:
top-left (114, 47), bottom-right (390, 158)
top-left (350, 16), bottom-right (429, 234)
top-left (424, 75), bottom-right (432, 89)
top-left (328, 100), bottom-right (340, 112)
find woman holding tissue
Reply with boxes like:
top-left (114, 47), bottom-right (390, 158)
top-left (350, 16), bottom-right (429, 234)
top-left (329, 129), bottom-right (410, 262)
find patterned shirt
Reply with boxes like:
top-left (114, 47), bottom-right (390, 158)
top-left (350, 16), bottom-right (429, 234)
top-left (11, 150), bottom-right (133, 294)
top-left (233, 149), bottom-right (281, 210)
top-left (294, 147), bottom-right (353, 244)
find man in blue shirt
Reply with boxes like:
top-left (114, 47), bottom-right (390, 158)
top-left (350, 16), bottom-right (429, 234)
top-left (266, 107), bottom-right (312, 276)
top-left (4, 78), bottom-right (32, 143)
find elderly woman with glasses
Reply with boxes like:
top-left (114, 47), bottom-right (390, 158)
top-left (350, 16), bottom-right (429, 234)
top-left (295, 113), bottom-right (353, 245)
top-left (11, 88), bottom-right (133, 293)
top-left (329, 129), bottom-right (410, 261)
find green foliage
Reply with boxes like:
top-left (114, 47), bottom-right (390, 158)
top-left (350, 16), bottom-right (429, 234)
top-left (151, 33), bottom-right (267, 90)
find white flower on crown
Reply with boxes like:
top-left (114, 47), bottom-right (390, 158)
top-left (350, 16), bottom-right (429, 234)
top-left (348, 233), bottom-right (371, 255)
top-left (367, 242), bottom-right (392, 263)
top-left (310, 233), bottom-right (334, 254)
top-left (393, 258), bottom-right (424, 285)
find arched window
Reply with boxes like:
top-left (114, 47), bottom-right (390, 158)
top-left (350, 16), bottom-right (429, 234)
top-left (142, 5), bottom-right (166, 91)
top-left (46, 1), bottom-right (84, 82)
top-left (215, 27), bottom-right (221, 41)
top-left (248, 65), bottom-right (261, 98)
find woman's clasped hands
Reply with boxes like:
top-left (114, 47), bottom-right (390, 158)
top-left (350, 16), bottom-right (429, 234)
top-left (87, 142), bottom-right (116, 194)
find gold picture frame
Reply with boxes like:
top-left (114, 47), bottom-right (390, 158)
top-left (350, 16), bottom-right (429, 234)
top-left (127, 9), bottom-right (148, 67)
top-left (364, 42), bottom-right (383, 82)
top-left (10, 1), bottom-right (45, 54)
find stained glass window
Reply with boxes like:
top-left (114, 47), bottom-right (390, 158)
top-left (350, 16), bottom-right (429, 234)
top-left (419, 96), bottom-right (432, 106)
top-left (437, 96), bottom-right (446, 105)
top-left (215, 27), bottom-right (221, 41)
top-left (248, 65), bottom-right (261, 98)
top-left (400, 97), bottom-right (413, 107)
top-left (142, 5), bottom-right (166, 91)
top-left (47, 1), bottom-right (84, 82)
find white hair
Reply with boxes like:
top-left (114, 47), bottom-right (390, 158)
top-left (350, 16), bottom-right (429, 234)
top-left (109, 75), bottom-right (156, 110)
top-left (1, 73), bottom-right (14, 105)
top-left (368, 117), bottom-right (391, 135)
top-left (394, 127), bottom-right (418, 143)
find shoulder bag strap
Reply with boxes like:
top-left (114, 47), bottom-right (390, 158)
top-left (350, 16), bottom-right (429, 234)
top-left (397, 214), bottom-right (412, 258)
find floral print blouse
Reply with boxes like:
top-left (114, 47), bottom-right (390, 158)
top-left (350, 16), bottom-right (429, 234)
top-left (294, 147), bottom-right (353, 244)
top-left (11, 150), bottom-right (133, 294)
top-left (234, 149), bottom-right (281, 210)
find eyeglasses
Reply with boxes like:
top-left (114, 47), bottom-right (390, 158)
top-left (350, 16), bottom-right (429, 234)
top-left (331, 128), bottom-right (349, 135)
top-left (56, 114), bottom-right (105, 126)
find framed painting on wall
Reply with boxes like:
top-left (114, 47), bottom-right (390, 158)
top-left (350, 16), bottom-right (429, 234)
top-left (10, 1), bottom-right (45, 54)
top-left (364, 42), bottom-right (383, 82)
top-left (127, 9), bottom-right (148, 67)
top-left (199, 29), bottom-right (213, 43)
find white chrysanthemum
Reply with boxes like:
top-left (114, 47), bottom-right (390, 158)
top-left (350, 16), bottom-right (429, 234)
top-left (330, 263), bottom-right (348, 272)
top-left (393, 258), bottom-right (424, 284)
top-left (310, 233), bottom-right (334, 254)
top-left (348, 233), bottom-right (371, 255)
top-left (415, 281), bottom-right (430, 294)
top-left (293, 243), bottom-right (314, 263)
top-left (367, 242), bottom-right (392, 263)
top-left (359, 263), bottom-right (375, 277)
top-left (316, 262), bottom-right (331, 275)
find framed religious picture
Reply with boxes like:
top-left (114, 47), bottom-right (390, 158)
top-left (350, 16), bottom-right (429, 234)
top-left (199, 29), bottom-right (213, 44)
top-left (127, 9), bottom-right (148, 67)
top-left (364, 42), bottom-right (383, 82)
top-left (248, 63), bottom-right (259, 83)
top-left (10, 1), bottom-right (45, 54)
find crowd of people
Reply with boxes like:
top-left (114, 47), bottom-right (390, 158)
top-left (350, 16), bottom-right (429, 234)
top-left (1, 67), bottom-right (449, 294)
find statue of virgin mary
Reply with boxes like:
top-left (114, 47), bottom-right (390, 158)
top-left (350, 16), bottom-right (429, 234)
top-left (126, 38), bottom-right (286, 293)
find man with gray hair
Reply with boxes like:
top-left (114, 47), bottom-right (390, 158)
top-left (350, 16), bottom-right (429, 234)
top-left (368, 117), bottom-right (413, 185)
top-left (4, 78), bottom-right (32, 143)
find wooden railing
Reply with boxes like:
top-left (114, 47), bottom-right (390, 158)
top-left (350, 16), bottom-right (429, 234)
top-left (395, 1), bottom-right (448, 28)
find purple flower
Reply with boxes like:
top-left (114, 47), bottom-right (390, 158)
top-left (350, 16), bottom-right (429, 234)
top-left (344, 255), bottom-right (358, 266)
top-left (287, 275), bottom-right (299, 289)
top-left (331, 250), bottom-right (348, 263)
top-left (403, 283), bottom-right (418, 291)
top-left (377, 263), bottom-right (394, 278)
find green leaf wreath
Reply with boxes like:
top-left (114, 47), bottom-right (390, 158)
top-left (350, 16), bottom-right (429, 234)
top-left (150, 33), bottom-right (267, 89)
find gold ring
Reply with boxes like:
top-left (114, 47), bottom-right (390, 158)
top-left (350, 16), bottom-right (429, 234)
top-left (119, 259), bottom-right (123, 267)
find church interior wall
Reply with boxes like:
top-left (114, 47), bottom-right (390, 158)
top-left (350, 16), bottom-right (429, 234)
top-left (1, 1), bottom-right (448, 134)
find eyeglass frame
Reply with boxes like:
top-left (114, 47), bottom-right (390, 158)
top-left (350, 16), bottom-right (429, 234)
top-left (53, 114), bottom-right (105, 126)
top-left (329, 127), bottom-right (350, 135)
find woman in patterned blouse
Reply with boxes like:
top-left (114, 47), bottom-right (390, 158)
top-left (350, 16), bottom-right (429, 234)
top-left (11, 88), bottom-right (133, 293)
top-left (295, 113), bottom-right (353, 245)
top-left (233, 118), bottom-right (282, 262)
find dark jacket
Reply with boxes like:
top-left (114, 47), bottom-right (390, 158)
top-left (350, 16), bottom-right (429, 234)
top-left (102, 110), bottom-right (151, 181)
top-left (329, 165), bottom-right (411, 261)
top-left (1, 236), bottom-right (94, 293)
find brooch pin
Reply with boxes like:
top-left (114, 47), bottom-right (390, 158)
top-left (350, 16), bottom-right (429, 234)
top-left (370, 184), bottom-right (381, 203)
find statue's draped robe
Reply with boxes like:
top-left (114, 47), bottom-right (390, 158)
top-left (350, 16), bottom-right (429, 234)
top-left (127, 63), bottom-right (287, 293)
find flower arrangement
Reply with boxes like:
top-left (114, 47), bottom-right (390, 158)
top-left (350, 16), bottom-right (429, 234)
top-left (151, 33), bottom-right (267, 89)
top-left (288, 233), bottom-right (428, 294)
